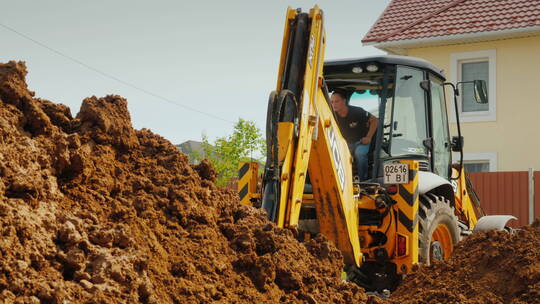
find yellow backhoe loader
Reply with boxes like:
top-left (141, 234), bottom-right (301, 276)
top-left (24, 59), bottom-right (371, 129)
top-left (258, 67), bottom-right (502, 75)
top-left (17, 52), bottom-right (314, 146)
top-left (238, 6), bottom-right (515, 292)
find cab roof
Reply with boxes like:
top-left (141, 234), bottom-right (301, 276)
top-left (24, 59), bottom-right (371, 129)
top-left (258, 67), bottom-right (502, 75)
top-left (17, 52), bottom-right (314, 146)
top-left (324, 55), bottom-right (445, 80)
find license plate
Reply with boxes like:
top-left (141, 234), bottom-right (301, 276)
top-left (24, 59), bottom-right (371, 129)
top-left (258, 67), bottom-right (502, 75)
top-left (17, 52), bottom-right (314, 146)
top-left (383, 163), bottom-right (409, 184)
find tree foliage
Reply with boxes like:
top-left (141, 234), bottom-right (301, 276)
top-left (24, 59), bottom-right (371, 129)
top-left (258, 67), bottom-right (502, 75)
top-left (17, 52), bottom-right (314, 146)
top-left (197, 119), bottom-right (265, 186)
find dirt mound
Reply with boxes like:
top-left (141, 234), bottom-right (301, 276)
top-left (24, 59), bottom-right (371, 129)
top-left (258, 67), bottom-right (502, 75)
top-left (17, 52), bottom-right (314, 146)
top-left (0, 61), bottom-right (373, 303)
top-left (390, 222), bottom-right (540, 304)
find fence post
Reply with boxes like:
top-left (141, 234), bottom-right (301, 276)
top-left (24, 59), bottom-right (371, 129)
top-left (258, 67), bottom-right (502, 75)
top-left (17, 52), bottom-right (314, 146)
top-left (529, 168), bottom-right (535, 224)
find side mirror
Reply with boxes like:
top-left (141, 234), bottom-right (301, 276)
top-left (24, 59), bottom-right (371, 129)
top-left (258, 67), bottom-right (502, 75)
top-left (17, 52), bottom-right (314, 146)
top-left (473, 80), bottom-right (488, 104)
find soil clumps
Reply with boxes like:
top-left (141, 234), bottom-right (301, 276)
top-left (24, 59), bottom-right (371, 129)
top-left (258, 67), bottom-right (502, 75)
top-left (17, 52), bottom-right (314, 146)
top-left (390, 222), bottom-right (540, 304)
top-left (0, 61), bottom-right (371, 303)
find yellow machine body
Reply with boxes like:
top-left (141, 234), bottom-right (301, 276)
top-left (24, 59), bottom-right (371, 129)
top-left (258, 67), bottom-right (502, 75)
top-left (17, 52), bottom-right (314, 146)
top-left (239, 5), bottom-right (510, 292)
top-left (238, 162), bottom-right (260, 206)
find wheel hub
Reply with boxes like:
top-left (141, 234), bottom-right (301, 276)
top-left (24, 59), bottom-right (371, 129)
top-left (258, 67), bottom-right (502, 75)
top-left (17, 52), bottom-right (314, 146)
top-left (431, 241), bottom-right (444, 261)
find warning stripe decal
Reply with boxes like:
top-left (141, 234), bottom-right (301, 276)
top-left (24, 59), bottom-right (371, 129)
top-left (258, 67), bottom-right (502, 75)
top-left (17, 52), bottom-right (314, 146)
top-left (238, 163), bottom-right (250, 179)
top-left (239, 184), bottom-right (249, 201)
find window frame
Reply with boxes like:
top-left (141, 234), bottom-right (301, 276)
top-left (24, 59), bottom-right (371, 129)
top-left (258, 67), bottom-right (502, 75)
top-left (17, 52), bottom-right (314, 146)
top-left (450, 50), bottom-right (496, 122)
top-left (463, 161), bottom-right (490, 173)
top-left (452, 152), bottom-right (498, 172)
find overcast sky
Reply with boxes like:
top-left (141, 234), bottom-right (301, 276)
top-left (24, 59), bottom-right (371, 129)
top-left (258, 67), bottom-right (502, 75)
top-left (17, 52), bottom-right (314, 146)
top-left (1, 0), bottom-right (390, 145)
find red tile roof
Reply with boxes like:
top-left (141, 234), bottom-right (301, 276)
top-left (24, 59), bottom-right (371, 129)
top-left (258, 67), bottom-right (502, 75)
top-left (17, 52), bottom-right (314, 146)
top-left (363, 0), bottom-right (540, 43)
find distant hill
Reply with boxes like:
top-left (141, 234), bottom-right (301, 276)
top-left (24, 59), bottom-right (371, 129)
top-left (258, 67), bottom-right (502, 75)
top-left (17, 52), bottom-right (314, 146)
top-left (176, 140), bottom-right (208, 164)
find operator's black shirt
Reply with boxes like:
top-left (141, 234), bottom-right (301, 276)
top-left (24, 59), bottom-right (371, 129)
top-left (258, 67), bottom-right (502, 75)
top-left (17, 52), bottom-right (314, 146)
top-left (335, 106), bottom-right (371, 144)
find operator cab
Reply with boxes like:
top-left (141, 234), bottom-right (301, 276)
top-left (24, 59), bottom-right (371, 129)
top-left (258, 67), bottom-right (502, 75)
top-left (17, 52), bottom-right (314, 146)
top-left (324, 55), bottom-right (452, 182)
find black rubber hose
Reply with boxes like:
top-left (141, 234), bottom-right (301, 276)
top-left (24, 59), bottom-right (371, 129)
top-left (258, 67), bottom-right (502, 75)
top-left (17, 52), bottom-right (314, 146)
top-left (282, 13), bottom-right (309, 122)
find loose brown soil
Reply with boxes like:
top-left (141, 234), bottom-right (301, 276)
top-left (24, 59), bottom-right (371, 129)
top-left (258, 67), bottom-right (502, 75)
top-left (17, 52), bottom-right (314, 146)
top-left (390, 223), bottom-right (540, 304)
top-left (0, 61), bottom-right (373, 303)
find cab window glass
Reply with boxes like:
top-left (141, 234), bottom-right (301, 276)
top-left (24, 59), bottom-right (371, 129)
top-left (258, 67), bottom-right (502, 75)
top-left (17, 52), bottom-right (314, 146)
top-left (390, 66), bottom-right (428, 156)
top-left (430, 76), bottom-right (451, 178)
top-left (349, 90), bottom-right (379, 117)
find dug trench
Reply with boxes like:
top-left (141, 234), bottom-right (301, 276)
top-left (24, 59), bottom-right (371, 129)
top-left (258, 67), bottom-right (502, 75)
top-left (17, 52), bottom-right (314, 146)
top-left (0, 61), bottom-right (538, 304)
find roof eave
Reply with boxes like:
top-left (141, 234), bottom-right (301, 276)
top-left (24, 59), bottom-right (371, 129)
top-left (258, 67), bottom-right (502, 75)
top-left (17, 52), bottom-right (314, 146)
top-left (363, 26), bottom-right (540, 53)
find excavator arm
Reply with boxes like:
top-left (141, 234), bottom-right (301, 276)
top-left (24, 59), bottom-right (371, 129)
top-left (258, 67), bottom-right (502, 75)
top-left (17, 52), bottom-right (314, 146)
top-left (261, 6), bottom-right (362, 266)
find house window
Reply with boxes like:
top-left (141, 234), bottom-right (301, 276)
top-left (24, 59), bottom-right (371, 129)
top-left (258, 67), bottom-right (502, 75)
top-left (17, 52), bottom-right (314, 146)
top-left (450, 50), bottom-right (496, 122)
top-left (461, 61), bottom-right (489, 112)
top-left (453, 152), bottom-right (497, 172)
top-left (463, 161), bottom-right (490, 172)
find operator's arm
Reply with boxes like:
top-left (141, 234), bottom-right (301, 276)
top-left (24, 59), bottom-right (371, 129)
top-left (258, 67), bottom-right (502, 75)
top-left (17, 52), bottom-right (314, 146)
top-left (360, 115), bottom-right (378, 144)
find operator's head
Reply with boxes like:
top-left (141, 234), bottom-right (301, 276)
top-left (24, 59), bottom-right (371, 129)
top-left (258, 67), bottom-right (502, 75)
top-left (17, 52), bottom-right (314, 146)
top-left (331, 90), bottom-right (349, 113)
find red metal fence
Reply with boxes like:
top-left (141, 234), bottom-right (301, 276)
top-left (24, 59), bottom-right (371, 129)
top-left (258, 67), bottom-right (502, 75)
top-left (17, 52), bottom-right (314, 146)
top-left (468, 171), bottom-right (538, 227)
top-left (535, 171), bottom-right (540, 221)
top-left (228, 170), bottom-right (538, 227)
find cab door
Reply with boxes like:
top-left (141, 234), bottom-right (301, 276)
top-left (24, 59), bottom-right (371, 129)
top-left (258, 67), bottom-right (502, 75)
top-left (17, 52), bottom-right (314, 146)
top-left (430, 75), bottom-right (452, 179)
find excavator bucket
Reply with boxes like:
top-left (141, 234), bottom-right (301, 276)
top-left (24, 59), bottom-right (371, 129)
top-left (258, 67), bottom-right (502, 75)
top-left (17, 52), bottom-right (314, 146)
top-left (473, 215), bottom-right (517, 233)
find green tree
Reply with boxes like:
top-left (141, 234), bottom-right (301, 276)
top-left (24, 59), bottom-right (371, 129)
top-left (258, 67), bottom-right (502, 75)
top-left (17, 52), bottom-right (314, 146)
top-left (199, 119), bottom-right (265, 186)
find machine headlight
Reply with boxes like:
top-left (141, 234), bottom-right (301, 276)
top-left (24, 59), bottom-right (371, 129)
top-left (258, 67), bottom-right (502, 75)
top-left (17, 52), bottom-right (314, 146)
top-left (352, 66), bottom-right (363, 73)
top-left (366, 64), bottom-right (379, 72)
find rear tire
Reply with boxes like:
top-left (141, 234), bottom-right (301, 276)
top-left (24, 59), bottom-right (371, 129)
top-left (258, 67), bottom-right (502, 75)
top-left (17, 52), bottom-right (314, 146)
top-left (418, 194), bottom-right (460, 265)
